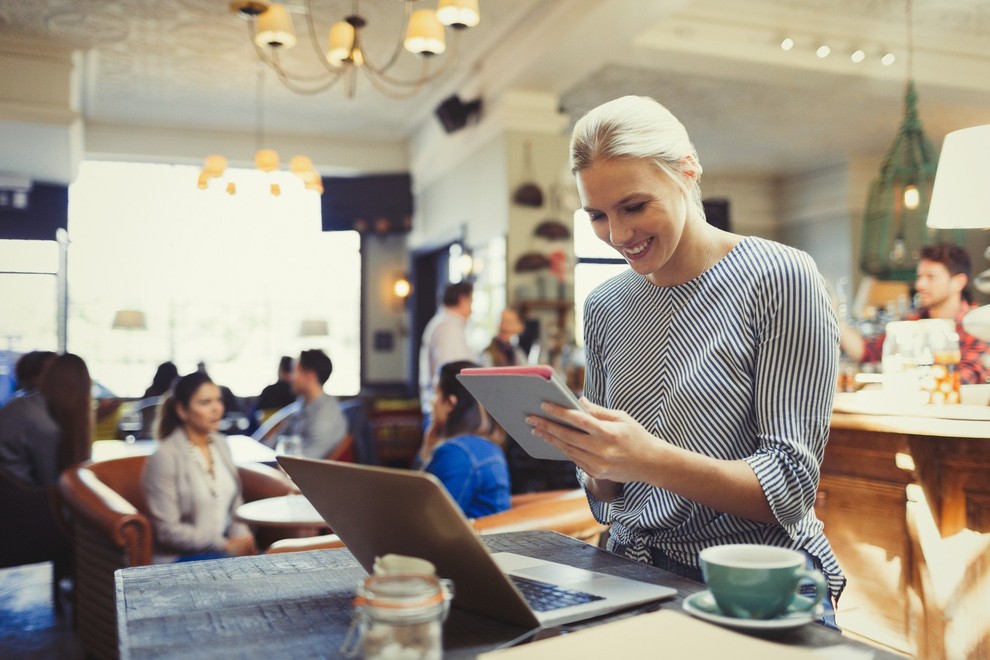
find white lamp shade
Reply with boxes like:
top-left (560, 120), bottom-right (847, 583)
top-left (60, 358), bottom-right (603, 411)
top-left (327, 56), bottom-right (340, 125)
top-left (404, 9), bottom-right (445, 56)
top-left (326, 20), bottom-right (356, 66)
top-left (299, 319), bottom-right (329, 337)
top-left (255, 3), bottom-right (297, 49)
top-left (112, 309), bottom-right (147, 330)
top-left (927, 124), bottom-right (990, 229)
top-left (437, 0), bottom-right (480, 29)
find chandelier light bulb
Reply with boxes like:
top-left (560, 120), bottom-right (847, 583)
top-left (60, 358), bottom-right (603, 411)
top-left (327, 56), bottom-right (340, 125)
top-left (290, 155), bottom-right (314, 173)
top-left (903, 184), bottom-right (920, 210)
top-left (254, 3), bottom-right (297, 49)
top-left (816, 44), bottom-right (831, 58)
top-left (226, 182), bottom-right (237, 195)
top-left (780, 37), bottom-right (794, 51)
top-left (437, 0), bottom-right (480, 30)
top-left (881, 52), bottom-right (896, 66)
top-left (851, 49), bottom-right (866, 63)
top-left (404, 9), bottom-right (446, 56)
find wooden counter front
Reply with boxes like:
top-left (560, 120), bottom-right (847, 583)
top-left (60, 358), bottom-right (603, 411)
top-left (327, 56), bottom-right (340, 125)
top-left (820, 410), bottom-right (990, 658)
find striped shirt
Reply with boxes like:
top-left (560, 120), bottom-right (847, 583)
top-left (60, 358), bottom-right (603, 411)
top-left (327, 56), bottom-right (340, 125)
top-left (581, 236), bottom-right (845, 600)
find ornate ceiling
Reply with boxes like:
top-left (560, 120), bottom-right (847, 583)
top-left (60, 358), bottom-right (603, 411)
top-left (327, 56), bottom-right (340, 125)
top-left (1, 0), bottom-right (989, 173)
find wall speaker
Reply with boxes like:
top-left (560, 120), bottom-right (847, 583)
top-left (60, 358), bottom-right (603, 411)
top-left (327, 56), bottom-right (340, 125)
top-left (435, 95), bottom-right (483, 133)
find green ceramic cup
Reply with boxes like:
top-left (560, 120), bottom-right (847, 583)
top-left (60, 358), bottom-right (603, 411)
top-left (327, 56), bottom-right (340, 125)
top-left (699, 544), bottom-right (827, 620)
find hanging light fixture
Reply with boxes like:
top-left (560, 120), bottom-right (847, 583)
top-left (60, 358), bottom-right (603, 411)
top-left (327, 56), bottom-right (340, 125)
top-left (229, 0), bottom-right (481, 99)
top-left (197, 68), bottom-right (323, 196)
top-left (860, 0), bottom-right (961, 280)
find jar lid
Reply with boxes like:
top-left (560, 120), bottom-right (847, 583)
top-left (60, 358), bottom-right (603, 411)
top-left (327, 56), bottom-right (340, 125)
top-left (354, 574), bottom-right (445, 610)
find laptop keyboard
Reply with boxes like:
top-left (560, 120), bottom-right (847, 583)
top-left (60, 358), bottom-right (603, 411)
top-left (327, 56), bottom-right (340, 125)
top-left (508, 574), bottom-right (605, 612)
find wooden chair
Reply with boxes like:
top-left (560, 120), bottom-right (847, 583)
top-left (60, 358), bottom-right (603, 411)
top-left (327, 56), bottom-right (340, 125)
top-left (265, 488), bottom-right (605, 554)
top-left (59, 455), bottom-right (294, 660)
top-left (323, 433), bottom-right (355, 462)
top-left (905, 483), bottom-right (990, 659)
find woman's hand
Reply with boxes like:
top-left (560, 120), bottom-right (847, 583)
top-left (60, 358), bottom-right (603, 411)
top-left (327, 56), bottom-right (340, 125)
top-left (225, 534), bottom-right (258, 557)
top-left (527, 397), bottom-right (667, 486)
top-left (531, 397), bottom-right (777, 524)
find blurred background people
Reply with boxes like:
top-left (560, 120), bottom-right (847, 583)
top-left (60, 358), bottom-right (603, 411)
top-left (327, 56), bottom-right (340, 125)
top-left (12, 350), bottom-right (57, 398)
top-left (418, 360), bottom-right (510, 519)
top-left (482, 308), bottom-right (527, 368)
top-left (254, 356), bottom-right (295, 413)
top-left (143, 361), bottom-right (179, 399)
top-left (419, 282), bottom-right (476, 419)
top-left (839, 243), bottom-right (989, 384)
top-left (140, 361), bottom-right (179, 435)
top-left (0, 353), bottom-right (92, 486)
top-left (141, 371), bottom-right (256, 563)
top-left (290, 349), bottom-right (346, 459)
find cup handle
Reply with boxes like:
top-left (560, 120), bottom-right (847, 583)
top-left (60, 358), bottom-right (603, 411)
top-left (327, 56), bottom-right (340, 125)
top-left (791, 569), bottom-right (828, 612)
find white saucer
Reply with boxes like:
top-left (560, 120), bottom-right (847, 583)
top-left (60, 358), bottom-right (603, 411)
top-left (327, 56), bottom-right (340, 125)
top-left (682, 590), bottom-right (823, 631)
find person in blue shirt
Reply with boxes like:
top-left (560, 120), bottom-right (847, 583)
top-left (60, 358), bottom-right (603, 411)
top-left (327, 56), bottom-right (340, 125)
top-left (419, 360), bottom-right (510, 519)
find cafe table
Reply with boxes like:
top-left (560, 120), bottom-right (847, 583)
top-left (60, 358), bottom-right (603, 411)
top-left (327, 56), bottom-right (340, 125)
top-left (115, 531), bottom-right (898, 659)
top-left (234, 494), bottom-right (329, 532)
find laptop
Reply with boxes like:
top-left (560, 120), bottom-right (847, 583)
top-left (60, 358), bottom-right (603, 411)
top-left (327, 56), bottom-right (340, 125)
top-left (277, 456), bottom-right (676, 628)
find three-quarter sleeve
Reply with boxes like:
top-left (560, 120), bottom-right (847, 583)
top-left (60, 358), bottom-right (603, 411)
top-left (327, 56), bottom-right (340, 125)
top-left (742, 251), bottom-right (838, 536)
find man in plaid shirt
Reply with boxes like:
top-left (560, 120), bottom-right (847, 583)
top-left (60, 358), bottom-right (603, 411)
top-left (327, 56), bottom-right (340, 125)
top-left (841, 243), bottom-right (989, 385)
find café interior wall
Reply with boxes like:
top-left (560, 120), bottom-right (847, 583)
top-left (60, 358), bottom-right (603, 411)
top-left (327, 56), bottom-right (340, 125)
top-left (407, 132), bottom-right (509, 254)
top-left (362, 232), bottom-right (410, 386)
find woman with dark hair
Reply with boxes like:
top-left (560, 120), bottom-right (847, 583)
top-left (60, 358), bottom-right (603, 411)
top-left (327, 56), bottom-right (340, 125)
top-left (143, 361), bottom-right (179, 398)
top-left (0, 353), bottom-right (92, 485)
top-left (141, 372), bottom-right (256, 563)
top-left (418, 360), bottom-right (510, 519)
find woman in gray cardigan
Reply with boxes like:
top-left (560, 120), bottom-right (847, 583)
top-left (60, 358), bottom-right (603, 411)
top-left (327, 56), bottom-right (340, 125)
top-left (141, 371), bottom-right (256, 563)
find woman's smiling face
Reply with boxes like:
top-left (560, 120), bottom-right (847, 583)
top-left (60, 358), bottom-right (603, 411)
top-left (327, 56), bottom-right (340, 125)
top-left (576, 157), bottom-right (692, 286)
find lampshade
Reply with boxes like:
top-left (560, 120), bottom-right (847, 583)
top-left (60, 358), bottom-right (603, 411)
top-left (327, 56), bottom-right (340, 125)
top-left (202, 155), bottom-right (228, 177)
top-left (299, 319), bottom-right (329, 337)
top-left (404, 9), bottom-right (445, 56)
top-left (112, 309), bottom-right (147, 330)
top-left (289, 155), bottom-right (313, 173)
top-left (255, 3), bottom-right (296, 49)
top-left (326, 20), bottom-right (356, 67)
top-left (926, 124), bottom-right (990, 229)
top-left (437, 0), bottom-right (480, 29)
top-left (255, 148), bottom-right (280, 172)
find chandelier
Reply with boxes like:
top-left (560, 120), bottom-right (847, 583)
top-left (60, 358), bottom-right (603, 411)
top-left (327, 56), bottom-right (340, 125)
top-left (229, 0), bottom-right (481, 99)
top-left (197, 69), bottom-right (323, 196)
top-left (860, 0), bottom-right (960, 280)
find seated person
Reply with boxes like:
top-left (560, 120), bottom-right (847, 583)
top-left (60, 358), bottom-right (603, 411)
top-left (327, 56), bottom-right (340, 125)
top-left (0, 353), bottom-right (92, 486)
top-left (290, 349), bottom-right (346, 458)
top-left (141, 372), bottom-right (257, 563)
top-left (418, 360), bottom-right (511, 519)
top-left (255, 356), bottom-right (296, 413)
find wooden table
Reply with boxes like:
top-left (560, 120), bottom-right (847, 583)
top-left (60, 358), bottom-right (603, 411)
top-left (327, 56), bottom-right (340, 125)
top-left (234, 494), bottom-right (327, 531)
top-left (91, 434), bottom-right (278, 465)
top-left (115, 531), bottom-right (896, 660)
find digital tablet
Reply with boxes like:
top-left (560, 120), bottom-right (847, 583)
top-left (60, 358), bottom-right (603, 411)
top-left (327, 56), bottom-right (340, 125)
top-left (455, 365), bottom-right (585, 461)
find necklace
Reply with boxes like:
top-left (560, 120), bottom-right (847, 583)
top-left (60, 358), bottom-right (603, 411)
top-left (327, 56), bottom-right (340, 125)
top-left (187, 439), bottom-right (218, 497)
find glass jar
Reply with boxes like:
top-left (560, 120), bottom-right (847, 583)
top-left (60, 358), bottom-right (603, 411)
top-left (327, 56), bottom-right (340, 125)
top-left (882, 319), bottom-right (961, 404)
top-left (342, 574), bottom-right (453, 659)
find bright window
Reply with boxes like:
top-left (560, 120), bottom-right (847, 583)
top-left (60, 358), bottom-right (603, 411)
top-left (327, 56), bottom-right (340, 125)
top-left (67, 161), bottom-right (360, 397)
top-left (572, 209), bottom-right (626, 345)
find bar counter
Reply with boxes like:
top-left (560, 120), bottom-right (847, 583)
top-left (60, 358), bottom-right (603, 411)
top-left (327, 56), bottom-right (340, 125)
top-left (821, 395), bottom-right (990, 659)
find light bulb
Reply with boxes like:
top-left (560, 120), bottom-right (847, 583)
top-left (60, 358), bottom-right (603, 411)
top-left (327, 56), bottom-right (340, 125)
top-left (393, 278), bottom-right (412, 299)
top-left (903, 185), bottom-right (920, 210)
top-left (816, 44), bottom-right (831, 58)
top-left (851, 49), bottom-right (865, 63)
top-left (780, 37), bottom-right (794, 51)
top-left (881, 52), bottom-right (896, 66)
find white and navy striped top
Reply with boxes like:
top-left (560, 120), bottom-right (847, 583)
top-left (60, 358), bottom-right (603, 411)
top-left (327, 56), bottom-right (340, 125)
top-left (581, 236), bottom-right (845, 599)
